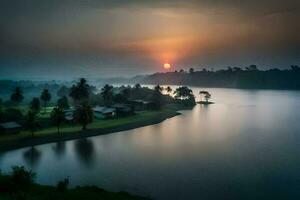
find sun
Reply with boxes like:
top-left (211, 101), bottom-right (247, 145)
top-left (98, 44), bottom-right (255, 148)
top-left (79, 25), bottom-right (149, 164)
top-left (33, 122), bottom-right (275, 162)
top-left (164, 63), bottom-right (171, 69)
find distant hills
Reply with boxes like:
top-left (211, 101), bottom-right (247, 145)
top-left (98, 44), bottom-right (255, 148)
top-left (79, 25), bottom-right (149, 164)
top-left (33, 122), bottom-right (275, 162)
top-left (132, 65), bottom-right (300, 90)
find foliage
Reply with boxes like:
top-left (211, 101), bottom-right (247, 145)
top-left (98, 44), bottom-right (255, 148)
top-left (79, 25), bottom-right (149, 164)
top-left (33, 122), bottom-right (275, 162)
top-left (25, 110), bottom-right (39, 137)
top-left (139, 65), bottom-right (300, 89)
top-left (74, 103), bottom-right (93, 130)
top-left (51, 107), bottom-right (65, 134)
top-left (40, 89), bottom-right (52, 112)
top-left (2, 108), bottom-right (23, 122)
top-left (174, 86), bottom-right (196, 106)
top-left (10, 87), bottom-right (24, 105)
top-left (56, 178), bottom-right (69, 193)
top-left (100, 84), bottom-right (114, 106)
top-left (69, 78), bottom-right (90, 104)
top-left (57, 96), bottom-right (70, 110)
top-left (30, 97), bottom-right (41, 113)
top-left (150, 85), bottom-right (164, 110)
top-left (11, 166), bottom-right (36, 191)
top-left (57, 85), bottom-right (70, 98)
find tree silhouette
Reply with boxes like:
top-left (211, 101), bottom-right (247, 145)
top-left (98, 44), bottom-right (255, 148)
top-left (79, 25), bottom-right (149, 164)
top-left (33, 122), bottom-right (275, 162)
top-left (100, 84), bottom-right (114, 106)
top-left (199, 91), bottom-right (211, 102)
top-left (40, 89), bottom-right (51, 113)
top-left (51, 107), bottom-right (65, 135)
top-left (174, 86), bottom-right (196, 106)
top-left (30, 97), bottom-right (41, 113)
top-left (57, 96), bottom-right (69, 110)
top-left (69, 78), bottom-right (90, 104)
top-left (57, 85), bottom-right (70, 98)
top-left (150, 85), bottom-right (163, 109)
top-left (189, 68), bottom-right (194, 74)
top-left (166, 86), bottom-right (172, 94)
top-left (25, 110), bottom-right (39, 137)
top-left (10, 87), bottom-right (24, 106)
top-left (74, 103), bottom-right (93, 130)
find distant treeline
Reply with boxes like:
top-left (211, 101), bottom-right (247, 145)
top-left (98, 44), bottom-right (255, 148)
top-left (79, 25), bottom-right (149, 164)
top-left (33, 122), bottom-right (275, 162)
top-left (136, 65), bottom-right (300, 90)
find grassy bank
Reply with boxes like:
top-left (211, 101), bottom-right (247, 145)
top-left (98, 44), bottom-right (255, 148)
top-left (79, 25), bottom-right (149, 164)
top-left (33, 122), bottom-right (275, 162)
top-left (0, 108), bottom-right (181, 151)
top-left (0, 170), bottom-right (149, 200)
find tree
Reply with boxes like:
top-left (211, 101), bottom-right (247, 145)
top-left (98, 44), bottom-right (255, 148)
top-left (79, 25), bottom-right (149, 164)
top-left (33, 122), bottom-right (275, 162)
top-left (189, 68), bottom-right (194, 74)
top-left (51, 107), bottom-right (65, 135)
top-left (25, 110), bottom-right (39, 137)
top-left (74, 103), bottom-right (93, 130)
top-left (40, 89), bottom-right (51, 113)
top-left (174, 86), bottom-right (194, 100)
top-left (11, 166), bottom-right (36, 191)
top-left (166, 86), bottom-right (172, 94)
top-left (30, 98), bottom-right (41, 113)
top-left (10, 87), bottom-right (24, 106)
top-left (150, 85), bottom-right (163, 109)
top-left (199, 91), bottom-right (211, 102)
top-left (100, 84), bottom-right (114, 106)
top-left (69, 78), bottom-right (90, 104)
top-left (57, 85), bottom-right (70, 98)
top-left (174, 86), bottom-right (196, 106)
top-left (57, 96), bottom-right (69, 110)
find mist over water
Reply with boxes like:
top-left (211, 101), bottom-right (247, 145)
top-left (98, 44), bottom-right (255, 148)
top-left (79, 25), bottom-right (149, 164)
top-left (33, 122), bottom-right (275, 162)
top-left (1, 87), bottom-right (300, 199)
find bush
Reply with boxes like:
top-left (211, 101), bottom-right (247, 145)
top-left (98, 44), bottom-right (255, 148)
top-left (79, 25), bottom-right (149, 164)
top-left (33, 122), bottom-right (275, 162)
top-left (11, 166), bottom-right (36, 191)
top-left (56, 178), bottom-right (69, 193)
top-left (3, 108), bottom-right (23, 122)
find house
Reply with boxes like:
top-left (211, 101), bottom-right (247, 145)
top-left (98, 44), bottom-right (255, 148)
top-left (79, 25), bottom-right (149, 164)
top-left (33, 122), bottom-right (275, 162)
top-left (64, 108), bottom-right (76, 122)
top-left (93, 106), bottom-right (116, 119)
top-left (112, 104), bottom-right (134, 116)
top-left (128, 99), bottom-right (155, 111)
top-left (0, 122), bottom-right (22, 134)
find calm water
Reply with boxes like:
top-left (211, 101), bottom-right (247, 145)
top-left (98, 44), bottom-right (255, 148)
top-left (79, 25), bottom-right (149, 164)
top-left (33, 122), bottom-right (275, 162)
top-left (1, 88), bottom-right (300, 199)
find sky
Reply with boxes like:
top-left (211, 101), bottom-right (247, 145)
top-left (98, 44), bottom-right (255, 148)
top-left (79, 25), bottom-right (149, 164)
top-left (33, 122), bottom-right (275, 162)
top-left (0, 0), bottom-right (299, 79)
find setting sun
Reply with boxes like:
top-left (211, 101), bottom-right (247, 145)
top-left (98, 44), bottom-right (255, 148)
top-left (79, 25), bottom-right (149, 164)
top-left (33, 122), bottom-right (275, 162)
top-left (164, 63), bottom-right (171, 69)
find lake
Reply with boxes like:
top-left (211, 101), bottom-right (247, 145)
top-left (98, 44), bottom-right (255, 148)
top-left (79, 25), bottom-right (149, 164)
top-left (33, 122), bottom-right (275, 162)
top-left (1, 87), bottom-right (300, 199)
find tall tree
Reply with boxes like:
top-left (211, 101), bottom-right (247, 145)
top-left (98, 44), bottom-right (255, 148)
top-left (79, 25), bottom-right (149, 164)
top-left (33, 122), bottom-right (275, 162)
top-left (40, 89), bottom-right (51, 113)
top-left (25, 111), bottom-right (39, 137)
top-left (30, 98), bottom-right (41, 113)
top-left (69, 78), bottom-right (90, 104)
top-left (57, 85), bottom-right (70, 98)
top-left (74, 104), bottom-right (93, 130)
top-left (51, 107), bottom-right (65, 135)
top-left (57, 96), bottom-right (69, 110)
top-left (150, 85), bottom-right (163, 110)
top-left (10, 87), bottom-right (24, 106)
top-left (100, 84), bottom-right (114, 106)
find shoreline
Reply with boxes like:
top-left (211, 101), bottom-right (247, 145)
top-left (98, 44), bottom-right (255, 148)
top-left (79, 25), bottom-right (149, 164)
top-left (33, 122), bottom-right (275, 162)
top-left (0, 111), bottom-right (180, 152)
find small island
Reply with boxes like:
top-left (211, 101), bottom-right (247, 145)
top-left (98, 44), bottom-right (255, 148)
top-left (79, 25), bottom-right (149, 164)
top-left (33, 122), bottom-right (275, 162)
top-left (197, 91), bottom-right (215, 105)
top-left (0, 80), bottom-right (196, 151)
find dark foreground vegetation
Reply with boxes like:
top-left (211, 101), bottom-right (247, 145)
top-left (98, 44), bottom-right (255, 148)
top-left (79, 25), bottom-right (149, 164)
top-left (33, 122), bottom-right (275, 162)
top-left (0, 79), bottom-right (196, 151)
top-left (136, 65), bottom-right (300, 90)
top-left (0, 166), bottom-right (148, 200)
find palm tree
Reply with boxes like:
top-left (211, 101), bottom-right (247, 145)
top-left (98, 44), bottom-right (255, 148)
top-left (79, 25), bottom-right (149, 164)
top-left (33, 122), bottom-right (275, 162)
top-left (100, 84), bottom-right (114, 106)
top-left (57, 96), bottom-right (69, 110)
top-left (25, 110), bottom-right (39, 138)
top-left (69, 78), bottom-right (90, 104)
top-left (30, 97), bottom-right (41, 113)
top-left (40, 89), bottom-right (51, 113)
top-left (10, 87), bottom-right (24, 106)
top-left (150, 85), bottom-right (163, 110)
top-left (74, 103), bottom-right (93, 130)
top-left (166, 86), bottom-right (172, 94)
top-left (51, 107), bottom-right (65, 135)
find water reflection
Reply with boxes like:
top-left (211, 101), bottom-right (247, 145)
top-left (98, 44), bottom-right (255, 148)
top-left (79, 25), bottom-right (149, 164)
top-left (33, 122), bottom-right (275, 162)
top-left (23, 146), bottom-right (41, 169)
top-left (52, 141), bottom-right (66, 157)
top-left (74, 138), bottom-right (95, 167)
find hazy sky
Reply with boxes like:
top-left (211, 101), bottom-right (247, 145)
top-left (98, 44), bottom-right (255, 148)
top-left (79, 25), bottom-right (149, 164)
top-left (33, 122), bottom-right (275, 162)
top-left (0, 0), bottom-right (299, 79)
